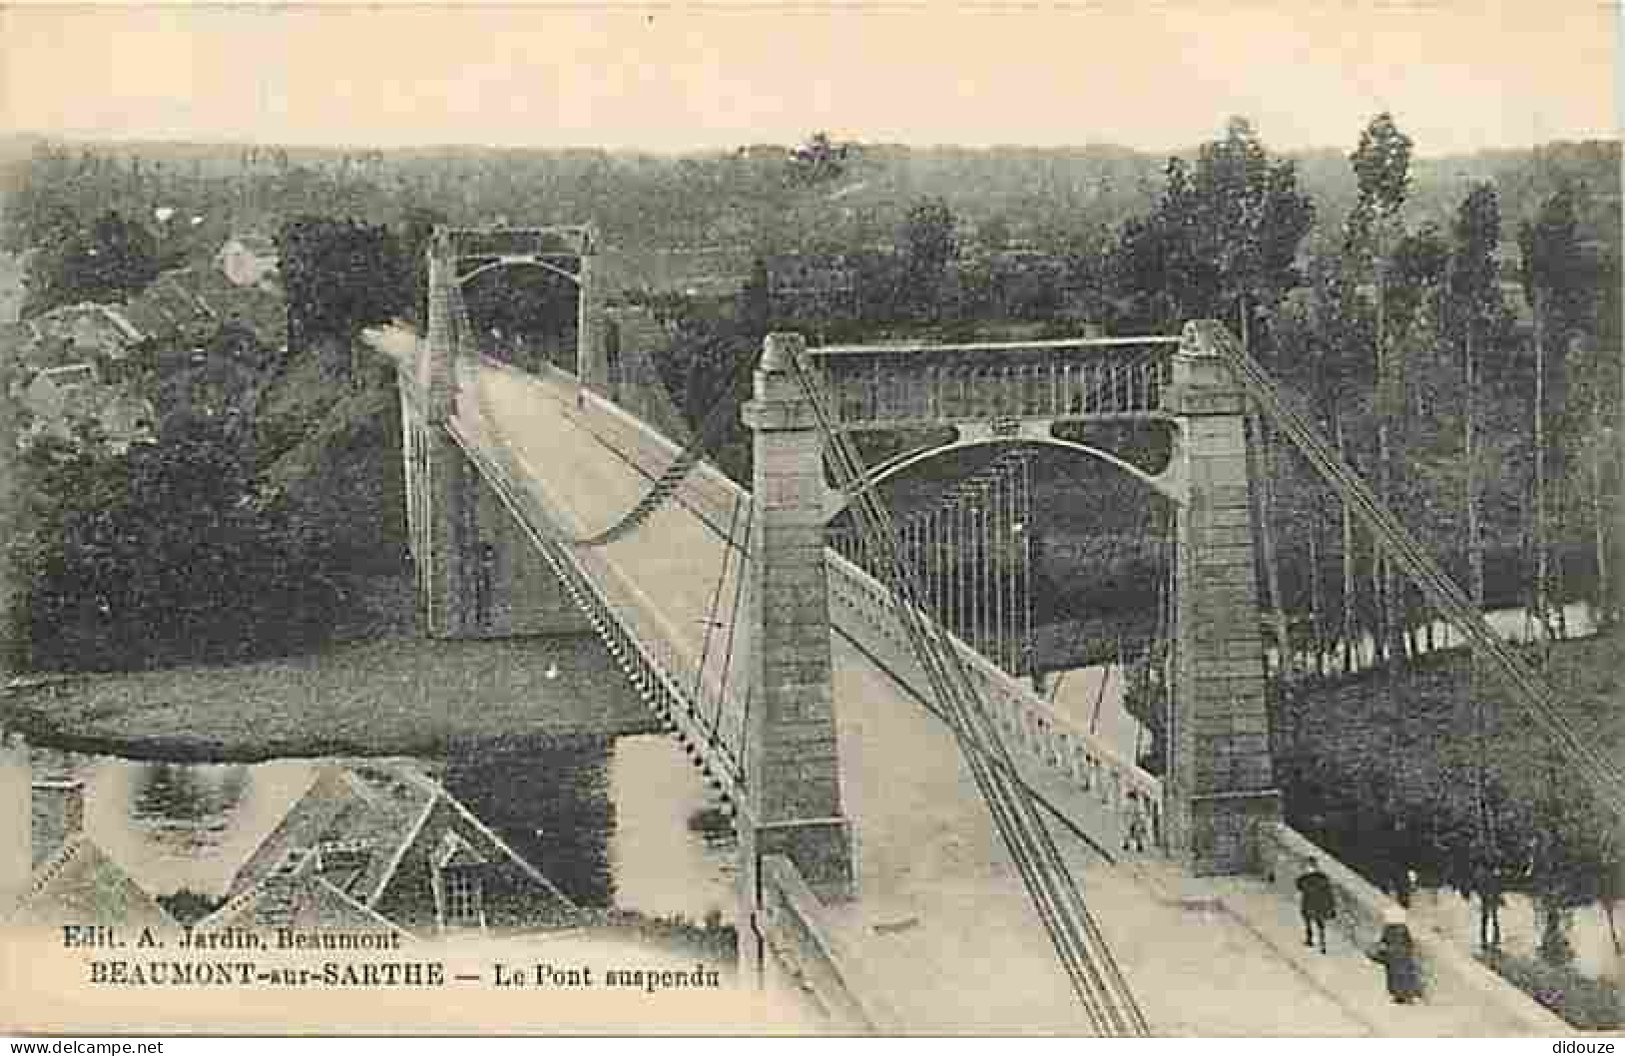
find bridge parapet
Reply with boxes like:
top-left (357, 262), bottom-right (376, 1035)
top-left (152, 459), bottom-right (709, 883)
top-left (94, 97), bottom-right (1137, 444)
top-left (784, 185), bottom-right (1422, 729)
top-left (827, 549), bottom-right (1163, 849)
top-left (1255, 824), bottom-right (1568, 1035)
top-left (757, 855), bottom-right (900, 1034)
top-left (805, 335), bottom-right (1179, 432)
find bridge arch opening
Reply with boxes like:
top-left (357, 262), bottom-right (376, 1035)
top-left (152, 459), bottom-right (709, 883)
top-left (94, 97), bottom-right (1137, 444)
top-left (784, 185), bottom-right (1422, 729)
top-left (457, 259), bottom-right (582, 376)
top-left (825, 438), bottom-right (1181, 778)
top-left (825, 428), bottom-right (1180, 521)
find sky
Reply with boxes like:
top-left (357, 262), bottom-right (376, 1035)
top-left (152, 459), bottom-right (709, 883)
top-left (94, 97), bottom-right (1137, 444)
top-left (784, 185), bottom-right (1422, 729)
top-left (1, 2), bottom-right (1618, 156)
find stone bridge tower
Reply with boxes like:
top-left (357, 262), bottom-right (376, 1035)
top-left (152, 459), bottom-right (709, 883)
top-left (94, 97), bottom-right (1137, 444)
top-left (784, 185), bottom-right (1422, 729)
top-left (1163, 320), bottom-right (1280, 875)
top-left (737, 333), bottom-right (855, 976)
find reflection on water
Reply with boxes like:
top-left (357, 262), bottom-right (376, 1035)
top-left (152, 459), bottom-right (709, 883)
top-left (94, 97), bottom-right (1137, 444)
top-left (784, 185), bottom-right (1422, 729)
top-left (1278, 600), bottom-right (1600, 674)
top-left (607, 736), bottom-right (737, 922)
top-left (71, 755), bottom-right (314, 898)
top-left (1043, 602), bottom-right (1605, 768)
top-left (133, 764), bottom-right (246, 825)
top-left (35, 731), bottom-right (735, 922)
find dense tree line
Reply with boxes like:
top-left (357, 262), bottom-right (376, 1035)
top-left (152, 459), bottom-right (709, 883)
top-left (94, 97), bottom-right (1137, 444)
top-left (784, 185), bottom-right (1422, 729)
top-left (7, 131), bottom-right (1613, 276)
top-left (276, 215), bottom-right (410, 370)
top-left (4, 416), bottom-right (333, 671)
top-left (0, 199), bottom-right (440, 672)
top-left (1097, 114), bottom-right (1619, 970)
top-left (18, 209), bottom-right (162, 317)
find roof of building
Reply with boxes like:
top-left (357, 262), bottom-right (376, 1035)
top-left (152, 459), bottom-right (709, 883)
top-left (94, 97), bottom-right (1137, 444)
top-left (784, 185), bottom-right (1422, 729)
top-left (38, 362), bottom-right (97, 388)
top-left (22, 363), bottom-right (99, 421)
top-left (8, 833), bottom-right (178, 932)
top-left (224, 761), bottom-right (572, 915)
top-left (121, 266), bottom-right (284, 349)
top-left (119, 270), bottom-right (218, 341)
top-left (98, 394), bottom-right (157, 439)
top-left (195, 845), bottom-right (413, 937)
top-left (30, 302), bottom-right (144, 352)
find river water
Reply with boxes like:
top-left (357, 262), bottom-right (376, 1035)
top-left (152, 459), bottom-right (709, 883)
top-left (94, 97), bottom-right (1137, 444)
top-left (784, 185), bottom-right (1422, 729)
top-left (1045, 599), bottom-right (1605, 766)
top-left (19, 599), bottom-right (1608, 947)
top-left (30, 638), bottom-right (738, 922)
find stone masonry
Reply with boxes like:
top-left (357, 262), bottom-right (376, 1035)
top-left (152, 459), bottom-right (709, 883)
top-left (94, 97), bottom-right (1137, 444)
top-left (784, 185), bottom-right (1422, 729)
top-left (737, 332), bottom-right (854, 974)
top-left (1163, 321), bottom-right (1281, 875)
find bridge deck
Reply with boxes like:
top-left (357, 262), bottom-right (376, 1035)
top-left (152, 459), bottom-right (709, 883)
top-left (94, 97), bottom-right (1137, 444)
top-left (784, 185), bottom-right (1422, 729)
top-left (370, 327), bottom-right (1556, 1036)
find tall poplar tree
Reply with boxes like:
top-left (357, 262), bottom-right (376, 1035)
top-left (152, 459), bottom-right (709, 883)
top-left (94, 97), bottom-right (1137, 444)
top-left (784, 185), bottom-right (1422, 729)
top-left (1346, 112), bottom-right (1414, 667)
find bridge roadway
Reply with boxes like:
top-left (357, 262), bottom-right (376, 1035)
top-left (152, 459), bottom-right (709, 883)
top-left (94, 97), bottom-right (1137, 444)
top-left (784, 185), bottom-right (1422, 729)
top-left (367, 326), bottom-right (1551, 1036)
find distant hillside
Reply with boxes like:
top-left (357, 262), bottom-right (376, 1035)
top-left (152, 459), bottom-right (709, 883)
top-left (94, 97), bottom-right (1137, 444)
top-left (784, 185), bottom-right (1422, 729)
top-left (11, 134), bottom-right (1617, 257)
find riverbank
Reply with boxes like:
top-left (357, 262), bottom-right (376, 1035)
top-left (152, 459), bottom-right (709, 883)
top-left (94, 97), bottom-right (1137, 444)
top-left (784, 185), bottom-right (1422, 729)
top-left (1279, 626), bottom-right (1622, 887)
top-left (0, 631), bottom-right (658, 762)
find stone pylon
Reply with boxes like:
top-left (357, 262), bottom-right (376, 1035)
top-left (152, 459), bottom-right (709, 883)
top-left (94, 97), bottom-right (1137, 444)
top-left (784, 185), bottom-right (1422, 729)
top-left (1162, 320), bottom-right (1281, 875)
top-left (574, 226), bottom-right (607, 395)
top-left (737, 332), bottom-right (854, 976)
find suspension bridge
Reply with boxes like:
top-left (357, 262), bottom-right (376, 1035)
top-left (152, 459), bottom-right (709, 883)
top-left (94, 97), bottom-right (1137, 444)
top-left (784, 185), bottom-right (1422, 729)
top-left (368, 224), bottom-right (1600, 1035)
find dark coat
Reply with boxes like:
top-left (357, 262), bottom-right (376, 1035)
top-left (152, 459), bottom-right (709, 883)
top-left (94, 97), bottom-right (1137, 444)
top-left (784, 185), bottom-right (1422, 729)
top-left (1296, 869), bottom-right (1335, 920)
top-left (1372, 923), bottom-right (1423, 1000)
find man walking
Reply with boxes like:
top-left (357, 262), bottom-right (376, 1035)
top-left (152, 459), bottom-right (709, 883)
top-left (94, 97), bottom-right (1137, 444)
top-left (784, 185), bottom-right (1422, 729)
top-left (1477, 863), bottom-right (1505, 951)
top-left (1297, 857), bottom-right (1335, 953)
top-left (1122, 792), bottom-right (1149, 854)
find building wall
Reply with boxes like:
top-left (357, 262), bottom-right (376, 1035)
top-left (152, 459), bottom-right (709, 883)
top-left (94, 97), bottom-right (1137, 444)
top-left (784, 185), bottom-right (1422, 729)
top-left (0, 734), bottom-right (29, 913)
top-left (30, 778), bottom-right (84, 869)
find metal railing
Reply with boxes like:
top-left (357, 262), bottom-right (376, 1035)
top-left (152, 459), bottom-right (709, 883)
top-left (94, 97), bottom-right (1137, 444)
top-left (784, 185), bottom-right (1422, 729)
top-left (806, 336), bottom-right (1177, 430)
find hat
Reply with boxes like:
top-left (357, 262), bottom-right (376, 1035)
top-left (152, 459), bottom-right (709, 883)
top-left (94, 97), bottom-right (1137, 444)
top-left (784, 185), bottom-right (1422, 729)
top-left (1383, 906), bottom-right (1408, 926)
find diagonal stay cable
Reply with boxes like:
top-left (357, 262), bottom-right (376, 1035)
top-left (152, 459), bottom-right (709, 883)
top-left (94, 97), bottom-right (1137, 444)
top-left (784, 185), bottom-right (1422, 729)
top-left (830, 413), bottom-right (1144, 1032)
top-left (790, 346), bottom-right (1150, 1035)
top-left (1195, 319), bottom-right (1625, 819)
top-left (705, 491), bottom-right (752, 750)
top-left (689, 490), bottom-right (739, 743)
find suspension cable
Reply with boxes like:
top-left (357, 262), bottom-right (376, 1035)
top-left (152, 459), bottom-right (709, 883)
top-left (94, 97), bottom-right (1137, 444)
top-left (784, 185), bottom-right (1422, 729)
top-left (692, 491), bottom-right (742, 745)
top-left (711, 496), bottom-right (753, 747)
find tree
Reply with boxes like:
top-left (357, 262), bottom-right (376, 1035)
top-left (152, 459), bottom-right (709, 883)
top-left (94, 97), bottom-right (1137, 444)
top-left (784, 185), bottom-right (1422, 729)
top-left (1108, 118), bottom-right (1313, 341)
top-left (277, 216), bottom-right (407, 371)
top-left (898, 197), bottom-right (957, 322)
top-left (21, 210), bottom-right (160, 316)
top-left (10, 413), bottom-right (332, 671)
top-left (1566, 333), bottom-right (1622, 628)
top-left (1111, 118), bottom-right (1315, 673)
top-left (1346, 112), bottom-right (1415, 668)
top-left (1191, 117), bottom-right (1316, 346)
top-left (1518, 185), bottom-right (1597, 641)
top-left (1447, 183), bottom-right (1506, 615)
